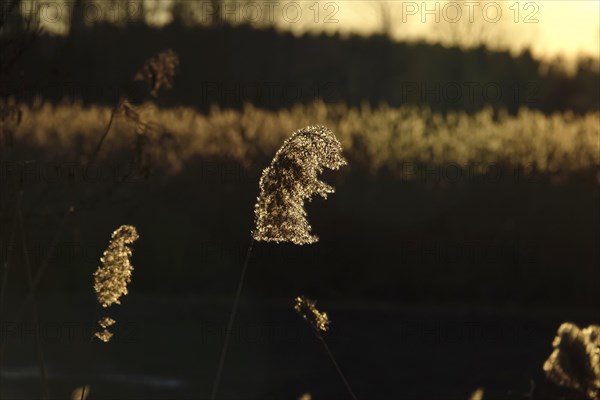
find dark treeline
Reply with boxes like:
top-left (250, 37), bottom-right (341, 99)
top-left (2, 21), bottom-right (599, 114)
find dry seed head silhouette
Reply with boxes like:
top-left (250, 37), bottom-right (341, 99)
top-left (543, 322), bottom-right (600, 399)
top-left (253, 125), bottom-right (347, 245)
top-left (294, 296), bottom-right (330, 333)
top-left (93, 225), bottom-right (139, 342)
top-left (134, 49), bottom-right (179, 97)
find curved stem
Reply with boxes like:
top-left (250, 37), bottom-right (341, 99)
top-left (87, 103), bottom-right (119, 169)
top-left (210, 237), bottom-right (255, 400)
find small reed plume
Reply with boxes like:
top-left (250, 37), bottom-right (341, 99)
top-left (543, 322), bottom-right (600, 399)
top-left (294, 295), bottom-right (358, 400)
top-left (253, 125), bottom-right (347, 245)
top-left (92, 225), bottom-right (139, 341)
top-left (294, 296), bottom-right (330, 333)
top-left (134, 49), bottom-right (179, 97)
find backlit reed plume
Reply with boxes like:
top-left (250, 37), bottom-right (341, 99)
top-left (89, 49), bottom-right (178, 171)
top-left (294, 295), bottom-right (358, 400)
top-left (211, 126), bottom-right (347, 400)
top-left (93, 225), bottom-right (139, 342)
top-left (134, 49), bottom-right (179, 97)
top-left (253, 125), bottom-right (347, 245)
top-left (543, 322), bottom-right (600, 399)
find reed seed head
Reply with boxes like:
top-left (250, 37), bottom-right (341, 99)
top-left (253, 125), bottom-right (346, 245)
top-left (294, 295), bottom-right (330, 333)
top-left (93, 225), bottom-right (139, 308)
top-left (543, 322), bottom-right (600, 399)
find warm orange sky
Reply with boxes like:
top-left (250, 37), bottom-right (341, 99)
top-left (277, 1), bottom-right (600, 60)
top-left (36, 0), bottom-right (599, 60)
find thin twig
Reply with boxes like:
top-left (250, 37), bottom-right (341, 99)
top-left (211, 238), bottom-right (254, 400)
top-left (87, 102), bottom-right (120, 169)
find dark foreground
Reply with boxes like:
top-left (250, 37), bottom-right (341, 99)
top-left (1, 295), bottom-right (597, 400)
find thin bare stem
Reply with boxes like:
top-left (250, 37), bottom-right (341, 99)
top-left (0, 208), bottom-right (18, 391)
top-left (79, 383), bottom-right (86, 400)
top-left (16, 194), bottom-right (49, 399)
top-left (87, 102), bottom-right (119, 169)
top-left (0, 99), bottom-right (120, 357)
top-left (0, 207), bottom-right (71, 357)
top-left (0, 212), bottom-right (17, 319)
top-left (316, 332), bottom-right (358, 400)
top-left (210, 238), bottom-right (254, 400)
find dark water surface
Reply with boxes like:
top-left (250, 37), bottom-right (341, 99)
top-left (1, 295), bottom-right (597, 400)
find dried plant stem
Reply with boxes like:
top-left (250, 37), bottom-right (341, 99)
top-left (0, 100), bottom-right (120, 357)
top-left (315, 332), bottom-right (358, 400)
top-left (16, 194), bottom-right (49, 399)
top-left (211, 238), bottom-right (254, 400)
top-left (88, 103), bottom-right (119, 169)
top-left (0, 207), bottom-right (70, 357)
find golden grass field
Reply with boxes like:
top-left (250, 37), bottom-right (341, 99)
top-left (7, 99), bottom-right (599, 177)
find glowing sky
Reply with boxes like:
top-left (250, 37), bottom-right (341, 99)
top-left (282, 1), bottom-right (600, 60)
top-left (34, 0), bottom-right (599, 60)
